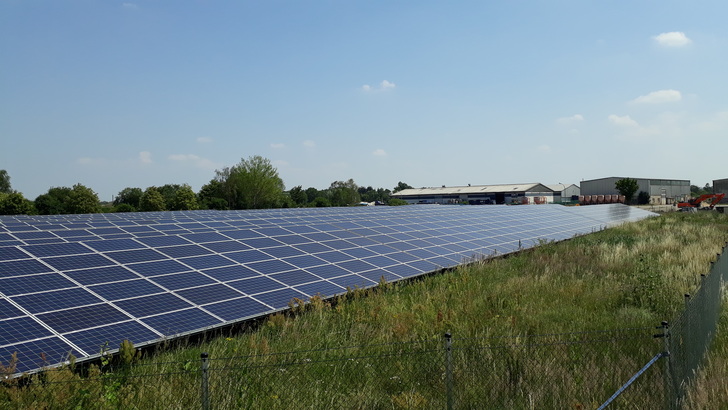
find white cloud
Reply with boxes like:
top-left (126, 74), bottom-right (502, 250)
top-left (168, 154), bottom-right (192, 161)
top-left (196, 137), bottom-right (213, 143)
top-left (362, 80), bottom-right (396, 92)
top-left (75, 151), bottom-right (154, 168)
top-left (139, 151), bottom-right (152, 164)
top-left (631, 89), bottom-right (682, 104)
top-left (380, 80), bottom-right (396, 90)
top-left (556, 114), bottom-right (584, 125)
top-left (608, 115), bottom-right (662, 141)
top-left (303, 140), bottom-right (316, 148)
top-left (653, 32), bottom-right (691, 47)
top-left (168, 154), bottom-right (219, 170)
top-left (372, 148), bottom-right (387, 157)
top-left (270, 143), bottom-right (286, 149)
top-left (537, 145), bottom-right (552, 153)
top-left (608, 114), bottom-right (639, 127)
top-left (76, 151), bottom-right (152, 167)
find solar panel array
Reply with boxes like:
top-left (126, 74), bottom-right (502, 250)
top-left (0, 204), bottom-right (656, 374)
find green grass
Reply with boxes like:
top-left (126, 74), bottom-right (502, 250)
top-left (3, 211), bottom-right (728, 408)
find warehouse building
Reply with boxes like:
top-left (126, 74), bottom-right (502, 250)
top-left (714, 178), bottom-right (728, 195)
top-left (392, 183), bottom-right (555, 205)
top-left (546, 184), bottom-right (581, 204)
top-left (580, 177), bottom-right (690, 205)
top-left (713, 178), bottom-right (728, 203)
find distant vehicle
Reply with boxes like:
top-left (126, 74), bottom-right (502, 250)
top-left (677, 193), bottom-right (725, 210)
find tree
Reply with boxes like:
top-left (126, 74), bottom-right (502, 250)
top-left (139, 187), bottom-right (166, 212)
top-left (171, 184), bottom-right (198, 211)
top-left (34, 187), bottom-right (73, 215)
top-left (198, 179), bottom-right (227, 210)
top-left (305, 187), bottom-right (319, 203)
top-left (690, 183), bottom-right (713, 197)
top-left (216, 155), bottom-right (285, 209)
top-left (0, 170), bottom-right (11, 194)
top-left (393, 181), bottom-right (413, 193)
top-left (288, 185), bottom-right (308, 207)
top-left (114, 203), bottom-right (136, 213)
top-left (0, 192), bottom-right (33, 215)
top-left (387, 198), bottom-right (408, 206)
top-left (113, 187), bottom-right (143, 209)
top-left (359, 186), bottom-right (392, 203)
top-left (310, 197), bottom-right (331, 207)
top-left (158, 184), bottom-right (183, 210)
top-left (67, 184), bottom-right (100, 214)
top-left (329, 179), bottom-right (360, 206)
top-left (278, 195), bottom-right (294, 208)
top-left (34, 184), bottom-right (99, 214)
top-left (615, 178), bottom-right (639, 203)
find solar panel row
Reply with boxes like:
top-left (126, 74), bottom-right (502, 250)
top-left (0, 204), bottom-right (656, 374)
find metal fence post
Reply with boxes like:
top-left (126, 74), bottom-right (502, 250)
top-left (684, 293), bottom-right (692, 384)
top-left (201, 352), bottom-right (210, 410)
top-left (658, 321), bottom-right (675, 409)
top-left (444, 332), bottom-right (453, 410)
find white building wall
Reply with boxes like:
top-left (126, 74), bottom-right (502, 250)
top-left (563, 185), bottom-right (581, 199)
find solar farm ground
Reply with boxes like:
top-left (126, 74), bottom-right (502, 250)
top-left (3, 210), bottom-right (728, 407)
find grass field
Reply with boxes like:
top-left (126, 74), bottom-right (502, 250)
top-left (2, 211), bottom-right (728, 408)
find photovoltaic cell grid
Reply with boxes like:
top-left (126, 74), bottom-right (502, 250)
top-left (0, 204), bottom-right (657, 374)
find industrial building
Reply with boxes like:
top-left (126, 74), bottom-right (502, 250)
top-left (391, 183), bottom-right (556, 205)
top-left (713, 178), bottom-right (728, 203)
top-left (546, 184), bottom-right (581, 204)
top-left (714, 178), bottom-right (728, 195)
top-left (580, 177), bottom-right (690, 205)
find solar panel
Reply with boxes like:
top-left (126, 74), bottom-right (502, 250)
top-left (115, 293), bottom-right (192, 317)
top-left (140, 308), bottom-right (221, 336)
top-left (203, 297), bottom-right (270, 321)
top-left (12, 288), bottom-right (105, 314)
top-left (0, 204), bottom-right (657, 374)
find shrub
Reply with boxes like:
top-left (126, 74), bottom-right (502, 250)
top-left (637, 191), bottom-right (650, 205)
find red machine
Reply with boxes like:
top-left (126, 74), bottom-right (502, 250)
top-left (677, 193), bottom-right (725, 209)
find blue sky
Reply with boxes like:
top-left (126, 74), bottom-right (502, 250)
top-left (2, 1), bottom-right (726, 201)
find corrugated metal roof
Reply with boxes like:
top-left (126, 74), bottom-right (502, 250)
top-left (393, 183), bottom-right (552, 197)
top-left (546, 184), bottom-right (578, 192)
top-left (582, 176), bottom-right (689, 183)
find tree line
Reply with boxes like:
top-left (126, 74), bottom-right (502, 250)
top-left (0, 157), bottom-right (414, 215)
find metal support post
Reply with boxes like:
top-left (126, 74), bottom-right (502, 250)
top-left (444, 332), bottom-right (453, 410)
top-left (201, 352), bottom-right (210, 410)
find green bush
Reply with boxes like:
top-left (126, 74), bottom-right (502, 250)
top-left (637, 191), bottom-right (650, 205)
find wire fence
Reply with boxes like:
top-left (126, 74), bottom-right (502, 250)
top-left (662, 242), bottom-right (728, 408)
top-left (203, 328), bottom-right (662, 408)
top-left (0, 328), bottom-right (663, 408)
top-left (2, 244), bottom-right (727, 409)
